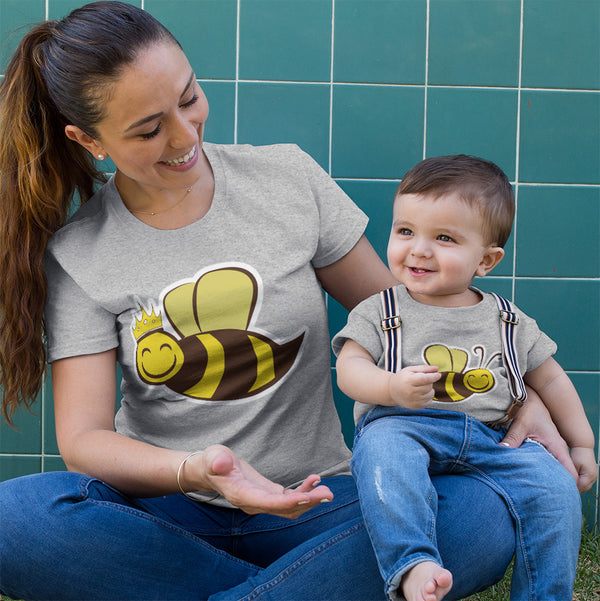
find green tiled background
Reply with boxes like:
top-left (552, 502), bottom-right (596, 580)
top-left (1, 0), bottom-right (598, 524)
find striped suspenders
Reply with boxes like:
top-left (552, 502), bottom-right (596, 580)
top-left (379, 287), bottom-right (528, 420)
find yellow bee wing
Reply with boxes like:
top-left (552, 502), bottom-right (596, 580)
top-left (163, 282), bottom-right (199, 337)
top-left (424, 344), bottom-right (468, 373)
top-left (192, 267), bottom-right (258, 332)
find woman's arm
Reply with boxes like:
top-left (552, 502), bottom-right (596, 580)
top-left (524, 357), bottom-right (598, 492)
top-left (52, 350), bottom-right (332, 516)
top-left (315, 235), bottom-right (397, 311)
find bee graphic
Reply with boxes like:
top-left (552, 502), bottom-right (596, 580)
top-left (132, 266), bottom-right (305, 400)
top-left (424, 344), bottom-right (500, 403)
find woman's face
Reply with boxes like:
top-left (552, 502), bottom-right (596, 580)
top-left (71, 41), bottom-right (209, 195)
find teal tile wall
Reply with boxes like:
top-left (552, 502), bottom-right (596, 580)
top-left (1, 0), bottom-right (598, 525)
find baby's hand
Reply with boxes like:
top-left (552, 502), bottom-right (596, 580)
top-left (389, 365), bottom-right (441, 409)
top-left (570, 446), bottom-right (598, 492)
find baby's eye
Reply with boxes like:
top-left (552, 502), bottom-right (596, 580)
top-left (398, 228), bottom-right (413, 236)
top-left (437, 234), bottom-right (454, 242)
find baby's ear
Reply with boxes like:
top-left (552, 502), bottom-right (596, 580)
top-left (476, 246), bottom-right (505, 277)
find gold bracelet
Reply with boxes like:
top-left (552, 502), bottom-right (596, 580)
top-left (176, 451), bottom-right (220, 502)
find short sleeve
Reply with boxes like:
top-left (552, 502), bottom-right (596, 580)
top-left (517, 309), bottom-right (557, 373)
top-left (295, 149), bottom-right (368, 268)
top-left (45, 252), bottom-right (118, 362)
top-left (332, 292), bottom-right (384, 362)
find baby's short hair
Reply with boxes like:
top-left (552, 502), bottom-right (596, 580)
top-left (396, 155), bottom-right (515, 248)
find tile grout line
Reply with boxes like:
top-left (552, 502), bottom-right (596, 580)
top-left (511, 0), bottom-right (525, 302)
top-left (328, 0), bottom-right (335, 177)
top-left (234, 0), bottom-right (241, 145)
top-left (422, 0), bottom-right (430, 160)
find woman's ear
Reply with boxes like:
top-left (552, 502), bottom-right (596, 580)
top-left (476, 246), bottom-right (505, 277)
top-left (64, 125), bottom-right (106, 161)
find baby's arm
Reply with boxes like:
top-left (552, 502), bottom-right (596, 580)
top-left (524, 357), bottom-right (598, 492)
top-left (336, 339), bottom-right (441, 409)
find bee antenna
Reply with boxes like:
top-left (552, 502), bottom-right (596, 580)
top-left (473, 345), bottom-right (485, 367)
top-left (484, 352), bottom-right (502, 369)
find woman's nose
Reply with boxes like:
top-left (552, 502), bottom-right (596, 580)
top-left (168, 114), bottom-right (198, 149)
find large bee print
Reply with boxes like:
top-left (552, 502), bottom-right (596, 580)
top-left (424, 344), bottom-right (500, 403)
top-left (132, 266), bottom-right (305, 400)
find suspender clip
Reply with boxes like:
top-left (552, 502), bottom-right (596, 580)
top-left (499, 310), bottom-right (519, 325)
top-left (381, 316), bottom-right (401, 331)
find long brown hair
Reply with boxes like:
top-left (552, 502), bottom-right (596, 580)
top-left (0, 1), bottom-right (178, 425)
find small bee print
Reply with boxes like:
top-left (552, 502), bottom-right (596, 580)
top-left (132, 266), bottom-right (305, 400)
top-left (424, 344), bottom-right (500, 403)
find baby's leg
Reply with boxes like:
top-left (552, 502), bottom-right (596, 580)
top-left (462, 421), bottom-right (582, 600)
top-left (351, 412), bottom-right (458, 600)
top-left (401, 561), bottom-right (453, 601)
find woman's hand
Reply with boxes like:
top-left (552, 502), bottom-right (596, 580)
top-left (500, 387), bottom-right (578, 480)
top-left (183, 445), bottom-right (334, 519)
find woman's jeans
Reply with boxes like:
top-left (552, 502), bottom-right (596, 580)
top-left (351, 407), bottom-right (582, 601)
top-left (0, 470), bottom-right (515, 601)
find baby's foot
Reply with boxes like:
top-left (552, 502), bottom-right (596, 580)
top-left (401, 561), bottom-right (453, 601)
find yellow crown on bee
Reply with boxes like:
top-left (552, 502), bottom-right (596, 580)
top-left (132, 306), bottom-right (163, 340)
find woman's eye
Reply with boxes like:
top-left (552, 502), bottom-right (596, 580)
top-left (140, 124), bottom-right (161, 140)
top-left (180, 94), bottom-right (199, 109)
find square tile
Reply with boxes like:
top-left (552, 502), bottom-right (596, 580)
top-left (472, 277), bottom-right (513, 300)
top-left (201, 81), bottom-right (236, 144)
top-left (145, 0), bottom-right (237, 80)
top-left (239, 0), bottom-right (332, 82)
top-left (333, 0), bottom-right (426, 84)
top-left (337, 180), bottom-right (398, 260)
top-left (237, 82), bottom-right (330, 169)
top-left (0, 455), bottom-right (41, 481)
top-left (332, 84), bottom-right (424, 178)
top-left (0, 397), bottom-right (41, 454)
top-left (514, 279), bottom-right (599, 372)
top-left (519, 91), bottom-right (600, 184)
top-left (428, 0), bottom-right (520, 87)
top-left (426, 87), bottom-right (518, 180)
top-left (0, 0), bottom-right (45, 72)
top-left (522, 1), bottom-right (600, 90)
top-left (516, 186), bottom-right (600, 277)
top-left (43, 373), bottom-right (59, 455)
top-left (44, 455), bottom-right (67, 472)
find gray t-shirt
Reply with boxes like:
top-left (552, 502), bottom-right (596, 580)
top-left (332, 285), bottom-right (557, 424)
top-left (45, 143), bottom-right (368, 500)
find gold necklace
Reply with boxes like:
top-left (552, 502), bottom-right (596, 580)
top-left (130, 186), bottom-right (192, 216)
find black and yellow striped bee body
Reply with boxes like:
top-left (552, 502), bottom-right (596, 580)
top-left (164, 329), bottom-right (304, 400)
top-left (425, 344), bottom-right (496, 403)
top-left (133, 266), bottom-right (305, 401)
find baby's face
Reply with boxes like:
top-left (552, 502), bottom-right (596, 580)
top-left (387, 192), bottom-right (501, 307)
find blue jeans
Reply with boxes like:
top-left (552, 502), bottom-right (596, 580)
top-left (351, 407), bottom-right (582, 601)
top-left (0, 470), bottom-right (515, 601)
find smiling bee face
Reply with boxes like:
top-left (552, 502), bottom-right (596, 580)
top-left (463, 368), bottom-right (495, 393)
top-left (136, 330), bottom-right (184, 384)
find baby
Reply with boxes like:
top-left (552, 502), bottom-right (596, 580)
top-left (334, 155), bottom-right (597, 601)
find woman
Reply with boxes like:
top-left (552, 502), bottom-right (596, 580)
top-left (0, 3), bottom-right (575, 600)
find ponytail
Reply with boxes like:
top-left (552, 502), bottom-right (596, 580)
top-left (0, 2), bottom-right (179, 425)
top-left (0, 23), bottom-right (105, 425)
